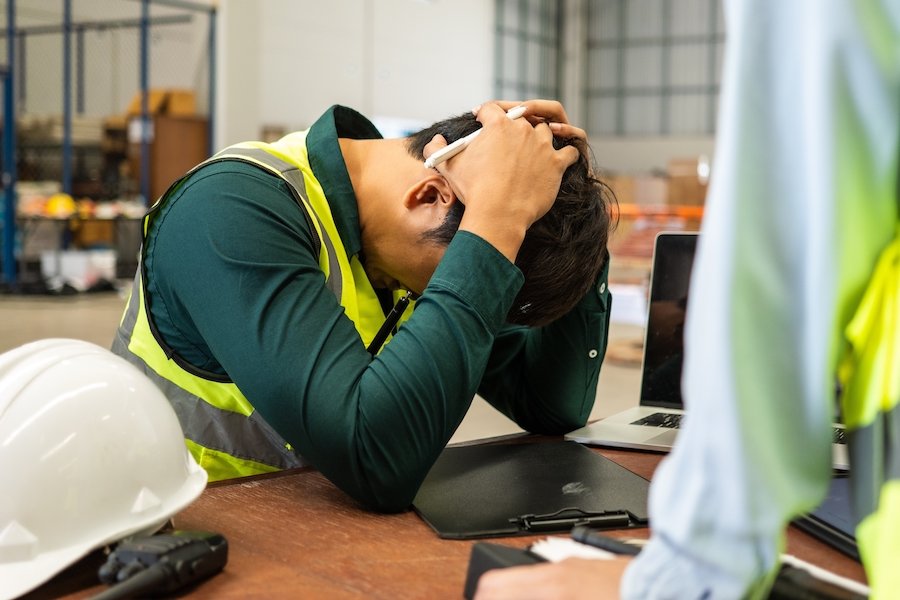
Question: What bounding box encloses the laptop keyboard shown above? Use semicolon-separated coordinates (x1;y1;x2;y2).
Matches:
631;414;848;444
631;412;683;428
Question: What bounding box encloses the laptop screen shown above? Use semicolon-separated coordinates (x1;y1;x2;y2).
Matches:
639;233;698;409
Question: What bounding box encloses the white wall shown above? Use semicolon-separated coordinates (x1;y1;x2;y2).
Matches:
216;0;260;146
215;0;494;148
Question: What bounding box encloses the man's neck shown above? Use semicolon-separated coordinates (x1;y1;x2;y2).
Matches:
338;137;422;224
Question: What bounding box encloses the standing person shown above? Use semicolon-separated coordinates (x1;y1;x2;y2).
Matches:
112;100;616;512
475;0;899;597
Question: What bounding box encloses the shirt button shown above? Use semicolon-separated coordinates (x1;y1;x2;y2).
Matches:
598;282;606;295
588;349;598;359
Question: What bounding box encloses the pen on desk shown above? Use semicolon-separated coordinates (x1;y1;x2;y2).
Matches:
423;105;528;169
367;291;413;356
570;526;642;557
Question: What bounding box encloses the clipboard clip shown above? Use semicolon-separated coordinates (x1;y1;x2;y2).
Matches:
510;507;632;533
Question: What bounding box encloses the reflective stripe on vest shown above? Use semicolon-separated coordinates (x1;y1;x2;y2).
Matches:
113;133;394;481
838;228;900;598
113;271;307;477
207;137;397;345
204;146;344;302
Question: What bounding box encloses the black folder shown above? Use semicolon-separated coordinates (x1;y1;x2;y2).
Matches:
412;440;649;539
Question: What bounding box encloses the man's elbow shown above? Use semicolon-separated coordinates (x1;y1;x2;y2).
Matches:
524;412;589;436
335;467;424;514
362;493;415;514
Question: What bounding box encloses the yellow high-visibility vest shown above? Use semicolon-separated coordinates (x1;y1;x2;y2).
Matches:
839;226;900;598
113;131;408;481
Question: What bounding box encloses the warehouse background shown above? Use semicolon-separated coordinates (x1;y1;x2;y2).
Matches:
0;1;722;440
1;0;722;290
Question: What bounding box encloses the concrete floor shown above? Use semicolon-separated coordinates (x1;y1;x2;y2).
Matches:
0;287;643;444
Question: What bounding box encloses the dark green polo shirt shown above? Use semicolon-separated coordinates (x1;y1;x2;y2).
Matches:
143;105;611;511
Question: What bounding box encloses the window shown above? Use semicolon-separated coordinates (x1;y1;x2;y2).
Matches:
494;0;726;137
494;0;561;101
585;0;725;136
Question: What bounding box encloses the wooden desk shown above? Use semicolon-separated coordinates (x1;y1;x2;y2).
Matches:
37;444;865;599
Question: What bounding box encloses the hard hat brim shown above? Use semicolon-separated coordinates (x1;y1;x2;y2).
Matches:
0;470;206;600
0;535;107;600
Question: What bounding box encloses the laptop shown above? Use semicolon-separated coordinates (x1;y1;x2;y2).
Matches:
566;231;850;471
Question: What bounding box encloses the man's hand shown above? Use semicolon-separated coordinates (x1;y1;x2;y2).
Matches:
492;99;588;143
423;101;580;263
474;557;631;600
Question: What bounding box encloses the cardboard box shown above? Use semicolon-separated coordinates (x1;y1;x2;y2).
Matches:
126;88;196;117
667;157;709;206
668;175;708;206
165;89;197;116
633;175;668;205
126;89;168;116
605;175;634;204
606;174;668;206
128;115;209;202
73;219;115;249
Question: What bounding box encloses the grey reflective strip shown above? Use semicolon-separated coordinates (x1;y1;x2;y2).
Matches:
848;404;900;519
214;146;343;302
118;273;142;340
213;146;295;172
113;271;307;471
122;349;307;471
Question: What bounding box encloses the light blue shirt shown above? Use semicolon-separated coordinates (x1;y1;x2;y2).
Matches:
622;0;900;596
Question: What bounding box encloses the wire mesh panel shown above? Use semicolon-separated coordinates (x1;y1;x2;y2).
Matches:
586;0;725;137
8;0;212;201
0;0;214;289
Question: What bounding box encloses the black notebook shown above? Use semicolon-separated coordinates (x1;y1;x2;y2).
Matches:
412;440;650;539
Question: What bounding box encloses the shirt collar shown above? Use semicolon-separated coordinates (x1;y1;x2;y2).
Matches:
306;105;383;256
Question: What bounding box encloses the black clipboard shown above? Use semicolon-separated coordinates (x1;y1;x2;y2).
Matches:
412;440;649;539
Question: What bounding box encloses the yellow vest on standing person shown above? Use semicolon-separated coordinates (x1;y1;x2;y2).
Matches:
839;226;900;598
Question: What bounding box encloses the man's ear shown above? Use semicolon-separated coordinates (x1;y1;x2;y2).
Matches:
404;173;456;209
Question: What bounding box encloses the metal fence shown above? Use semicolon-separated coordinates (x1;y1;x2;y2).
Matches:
0;0;216;289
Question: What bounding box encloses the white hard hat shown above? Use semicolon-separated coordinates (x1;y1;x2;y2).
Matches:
0;339;207;599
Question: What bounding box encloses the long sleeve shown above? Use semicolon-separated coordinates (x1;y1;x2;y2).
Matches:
146;160;545;512
478;259;611;434
622;1;900;597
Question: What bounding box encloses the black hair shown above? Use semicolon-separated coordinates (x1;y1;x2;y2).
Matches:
405;113;616;327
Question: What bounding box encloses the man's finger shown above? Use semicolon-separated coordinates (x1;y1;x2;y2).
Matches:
423;133;448;161
549;122;587;141
557;144;581;168
535;121;554;140
474;102;507;125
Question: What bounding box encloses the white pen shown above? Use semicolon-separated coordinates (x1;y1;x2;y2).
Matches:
423;105;528;169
